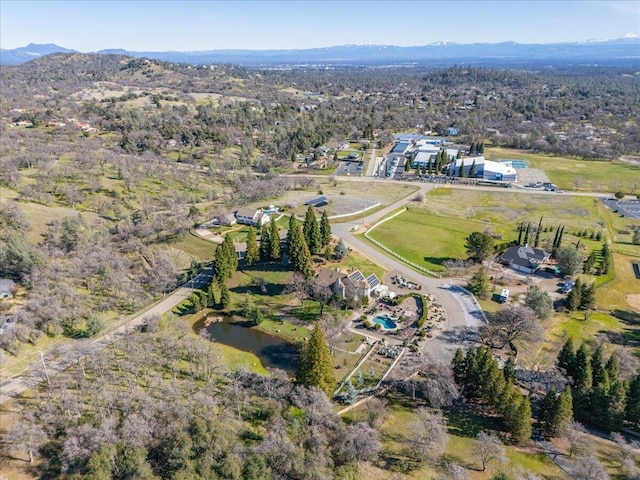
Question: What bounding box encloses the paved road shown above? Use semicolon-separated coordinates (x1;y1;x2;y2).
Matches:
0;268;213;404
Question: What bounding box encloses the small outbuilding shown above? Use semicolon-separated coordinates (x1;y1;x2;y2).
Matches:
304;196;328;208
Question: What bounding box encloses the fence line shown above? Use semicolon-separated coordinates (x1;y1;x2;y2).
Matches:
364;209;442;278
328;202;381;220
333;340;378;397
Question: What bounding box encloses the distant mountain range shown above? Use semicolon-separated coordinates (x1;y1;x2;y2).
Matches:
1;37;639;66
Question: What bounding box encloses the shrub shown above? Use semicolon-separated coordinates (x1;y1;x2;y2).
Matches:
416;296;429;328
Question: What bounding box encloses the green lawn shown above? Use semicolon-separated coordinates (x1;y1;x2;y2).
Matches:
367;209;510;272
173;231;217;261
485;147;640;193
367;189;614;273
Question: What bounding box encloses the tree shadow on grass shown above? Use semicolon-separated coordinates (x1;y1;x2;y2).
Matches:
290;305;321;323
611;309;640;326
446;408;503;439
230;283;285;296
240;262;290;273
173;303;195;316
423;256;452;267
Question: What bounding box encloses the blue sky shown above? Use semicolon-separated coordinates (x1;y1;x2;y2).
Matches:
1;0;639;51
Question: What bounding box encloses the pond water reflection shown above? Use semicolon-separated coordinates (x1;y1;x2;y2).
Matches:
194;315;299;374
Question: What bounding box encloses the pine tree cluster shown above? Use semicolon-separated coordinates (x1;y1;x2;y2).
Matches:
557;339;640;431
453;347;532;443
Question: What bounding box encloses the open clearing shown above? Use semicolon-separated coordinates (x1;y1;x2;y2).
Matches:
367;188;607;273
486;147;640;193
0;197;102;244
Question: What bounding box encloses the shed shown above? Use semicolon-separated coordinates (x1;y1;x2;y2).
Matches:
305;196;328;208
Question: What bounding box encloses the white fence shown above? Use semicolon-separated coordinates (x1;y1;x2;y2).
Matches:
364;209;442;278
328;202;381;220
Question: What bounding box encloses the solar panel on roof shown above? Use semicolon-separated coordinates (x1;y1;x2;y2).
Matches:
367;274;381;288
349;270;365;282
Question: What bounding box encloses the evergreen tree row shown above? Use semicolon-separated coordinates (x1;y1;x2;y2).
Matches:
557;339;639;431
258;219;281;263
469;140;485;155
453;347;532;443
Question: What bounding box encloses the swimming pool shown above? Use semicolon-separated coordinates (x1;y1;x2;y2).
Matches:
373;315;397;330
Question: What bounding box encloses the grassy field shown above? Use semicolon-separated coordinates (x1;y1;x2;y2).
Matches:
367;208;512;273
597;253;640;313
485;147;640;193
367;189;613;273
0;197;102;245
173;230;217;261
596;198;640;256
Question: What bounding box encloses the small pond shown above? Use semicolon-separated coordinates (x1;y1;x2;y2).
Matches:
194;315;299;374
372;315;397;330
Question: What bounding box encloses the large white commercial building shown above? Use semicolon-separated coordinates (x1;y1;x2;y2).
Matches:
450;156;517;182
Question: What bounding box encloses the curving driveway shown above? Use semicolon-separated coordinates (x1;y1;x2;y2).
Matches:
332;186;485;364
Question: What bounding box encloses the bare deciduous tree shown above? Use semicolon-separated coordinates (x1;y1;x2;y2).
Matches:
4;411;46;463
405;408;448;464
441;462;470;480
362;396;388;428
566;421;593;458
472;431;507;471
482;304;542;350
571;453;610;480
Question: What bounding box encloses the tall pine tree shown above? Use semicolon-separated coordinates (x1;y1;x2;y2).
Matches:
534;217;543;248
288;216;313;278
303;206;321;255
319;209;331;247
296;321;335;395
259;226;271;262
269;218;281;261
469;159;477;178
245;227;259;266
557;338;576;376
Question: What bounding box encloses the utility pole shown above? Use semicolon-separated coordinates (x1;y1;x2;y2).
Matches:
39;351;51;387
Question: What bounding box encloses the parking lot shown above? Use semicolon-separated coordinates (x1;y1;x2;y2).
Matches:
335;161;363;176
601;198;640;220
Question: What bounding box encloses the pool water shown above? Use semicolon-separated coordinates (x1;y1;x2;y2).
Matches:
373;315;397;330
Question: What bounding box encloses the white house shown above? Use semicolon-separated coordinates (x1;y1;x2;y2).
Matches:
234;208;270;227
